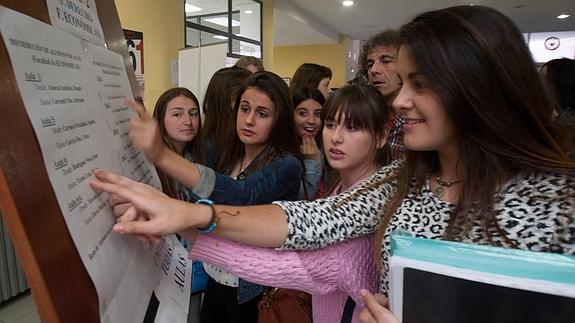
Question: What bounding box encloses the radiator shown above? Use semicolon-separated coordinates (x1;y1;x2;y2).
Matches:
0;214;28;303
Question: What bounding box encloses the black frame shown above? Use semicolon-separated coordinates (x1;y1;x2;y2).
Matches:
183;0;263;60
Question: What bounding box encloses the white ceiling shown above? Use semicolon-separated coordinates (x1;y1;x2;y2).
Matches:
274;8;339;46
273;0;575;46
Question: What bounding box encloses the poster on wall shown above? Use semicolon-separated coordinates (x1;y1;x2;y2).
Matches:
123;29;145;99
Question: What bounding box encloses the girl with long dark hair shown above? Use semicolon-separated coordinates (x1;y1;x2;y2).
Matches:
91;6;575;322
127;72;304;323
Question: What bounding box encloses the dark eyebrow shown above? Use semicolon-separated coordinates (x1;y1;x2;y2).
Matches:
257;106;272;113
240;100;272;113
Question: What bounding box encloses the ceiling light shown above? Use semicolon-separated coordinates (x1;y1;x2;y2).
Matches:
244;10;254;14
205;17;240;27
185;3;203;13
342;0;354;7
213;35;228;40
557;14;570;19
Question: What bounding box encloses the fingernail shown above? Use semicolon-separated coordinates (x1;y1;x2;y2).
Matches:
360;289;367;296
113;223;124;233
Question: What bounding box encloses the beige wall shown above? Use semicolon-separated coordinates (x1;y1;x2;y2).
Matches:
272;37;348;88
262;0;274;70
115;0;184;106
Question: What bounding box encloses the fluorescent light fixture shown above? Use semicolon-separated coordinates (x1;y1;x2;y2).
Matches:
557;14;570;19
244;10;254;14
205;17;240;27
185;3;203;13
213;35;228;40
342;0;354;6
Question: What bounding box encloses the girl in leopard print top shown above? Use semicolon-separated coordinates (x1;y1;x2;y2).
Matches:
90;5;575;323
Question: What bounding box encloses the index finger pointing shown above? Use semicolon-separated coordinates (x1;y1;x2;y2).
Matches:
92;168;130;186
125;99;149;120
90;178;148;212
89;170;142;205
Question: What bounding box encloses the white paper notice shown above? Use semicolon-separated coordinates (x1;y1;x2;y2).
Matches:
86;43;159;184
0;5;188;323
151;236;193;323
46;0;105;46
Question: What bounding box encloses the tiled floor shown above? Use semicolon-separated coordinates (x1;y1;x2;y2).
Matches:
0;291;40;323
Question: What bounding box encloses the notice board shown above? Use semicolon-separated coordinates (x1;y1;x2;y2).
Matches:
0;0;144;322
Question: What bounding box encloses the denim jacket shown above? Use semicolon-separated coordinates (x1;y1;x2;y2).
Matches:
298;156;325;200
182;152;303;303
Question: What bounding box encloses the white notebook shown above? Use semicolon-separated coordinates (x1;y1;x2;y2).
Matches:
388;234;575;323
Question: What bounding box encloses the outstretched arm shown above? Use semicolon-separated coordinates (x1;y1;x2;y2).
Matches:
129;100;303;204
90;161;399;249
90;168;288;247
127;100;203;189
190;234;378;299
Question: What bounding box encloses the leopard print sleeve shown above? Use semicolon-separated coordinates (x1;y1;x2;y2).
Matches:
493;172;575;256
275;160;402;250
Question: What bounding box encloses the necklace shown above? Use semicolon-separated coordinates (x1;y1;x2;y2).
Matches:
433;176;462;198
237;157;250;181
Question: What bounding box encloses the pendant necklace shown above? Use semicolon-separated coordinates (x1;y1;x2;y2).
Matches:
433;176;462;198
237;157;249;180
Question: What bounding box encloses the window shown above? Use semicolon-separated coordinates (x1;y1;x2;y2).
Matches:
184;0;262;59
232;0;261;41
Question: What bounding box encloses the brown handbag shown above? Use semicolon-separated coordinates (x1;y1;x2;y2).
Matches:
258;287;313;323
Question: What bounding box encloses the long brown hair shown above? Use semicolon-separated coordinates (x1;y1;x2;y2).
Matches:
219;71;302;174
379;6;575;244
202;67;251;170
290;63;332;95
153;87;204;197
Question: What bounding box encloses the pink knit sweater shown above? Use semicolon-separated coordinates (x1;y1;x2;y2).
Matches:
190;233;378;323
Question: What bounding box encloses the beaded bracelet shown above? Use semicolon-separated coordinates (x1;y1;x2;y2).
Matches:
196;198;217;234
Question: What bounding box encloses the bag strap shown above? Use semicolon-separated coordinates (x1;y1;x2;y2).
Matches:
340;296;356;323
